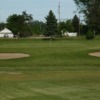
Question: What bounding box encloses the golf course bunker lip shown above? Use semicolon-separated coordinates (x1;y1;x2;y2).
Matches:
89;52;100;57
0;53;30;59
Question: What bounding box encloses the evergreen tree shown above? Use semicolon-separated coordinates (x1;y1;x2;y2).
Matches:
72;15;79;34
45;10;57;38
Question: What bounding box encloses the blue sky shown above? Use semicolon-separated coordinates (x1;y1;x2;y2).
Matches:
0;0;76;22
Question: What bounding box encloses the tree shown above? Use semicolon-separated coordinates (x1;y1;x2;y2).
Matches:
0;23;6;30
31;20;46;35
73;0;100;35
6;11;33;37
81;24;88;35
58;19;74;36
6;14;19;35
45;10;57;38
86;30;94;40
58;21;67;35
65;19;74;32
20;11;33;37
72;15;79;35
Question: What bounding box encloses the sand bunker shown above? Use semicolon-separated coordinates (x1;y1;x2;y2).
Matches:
89;52;100;57
0;53;30;59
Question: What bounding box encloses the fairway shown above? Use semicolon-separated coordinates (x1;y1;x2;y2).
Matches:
0;38;100;100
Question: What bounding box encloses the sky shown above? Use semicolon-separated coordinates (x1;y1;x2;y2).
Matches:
0;0;77;22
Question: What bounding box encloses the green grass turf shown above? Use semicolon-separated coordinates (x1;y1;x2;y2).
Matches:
0;38;100;100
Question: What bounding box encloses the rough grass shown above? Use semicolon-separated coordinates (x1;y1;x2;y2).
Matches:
0;38;100;100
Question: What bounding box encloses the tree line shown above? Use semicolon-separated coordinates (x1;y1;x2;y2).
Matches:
74;0;100;37
0;10;87;37
0;0;99;39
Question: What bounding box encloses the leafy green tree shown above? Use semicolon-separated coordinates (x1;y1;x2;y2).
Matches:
59;21;66;33
21;11;33;37
6;14;19;35
0;23;6;30
73;0;100;34
22;11;33;23
86;30;94;40
58;19;74;36
65;19;74;32
81;24;88;35
31;20;46;35
6;11;33;37
45;10;57;38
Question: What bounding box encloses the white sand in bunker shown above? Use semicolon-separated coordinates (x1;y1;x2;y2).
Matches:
0;53;30;59
89;52;100;57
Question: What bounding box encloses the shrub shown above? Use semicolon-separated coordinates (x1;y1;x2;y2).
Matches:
86;30;94;40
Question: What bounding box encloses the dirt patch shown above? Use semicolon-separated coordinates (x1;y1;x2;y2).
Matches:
89;52;100;57
0;53;30;59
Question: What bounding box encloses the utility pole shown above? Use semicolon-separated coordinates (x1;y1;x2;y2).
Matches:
58;1;61;24
58;1;61;36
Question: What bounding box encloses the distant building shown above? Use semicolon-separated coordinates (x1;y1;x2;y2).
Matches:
0;28;14;38
62;32;77;37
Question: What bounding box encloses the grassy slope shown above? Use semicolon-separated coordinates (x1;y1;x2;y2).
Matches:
0;38;100;100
